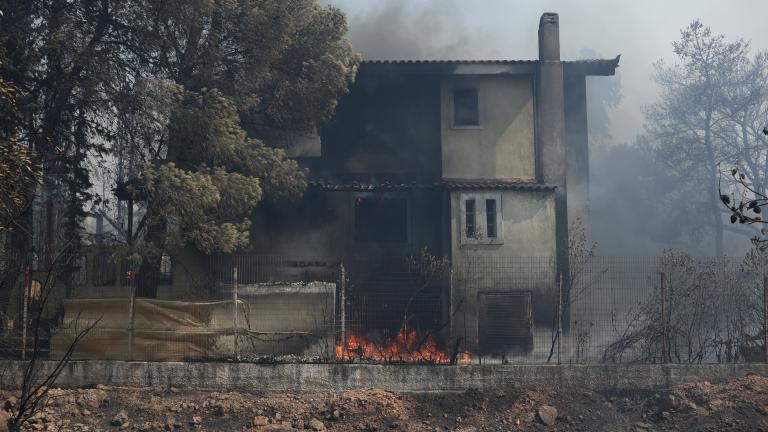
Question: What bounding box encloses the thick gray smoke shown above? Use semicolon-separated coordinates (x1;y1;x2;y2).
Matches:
340;0;501;60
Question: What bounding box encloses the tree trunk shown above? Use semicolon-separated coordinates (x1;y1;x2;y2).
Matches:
704;107;724;256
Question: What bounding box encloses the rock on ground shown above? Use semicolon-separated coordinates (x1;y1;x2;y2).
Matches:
537;405;558;426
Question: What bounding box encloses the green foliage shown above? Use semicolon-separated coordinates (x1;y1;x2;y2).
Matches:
114;0;357;258
0;74;40;232
135;88;307;254
129;0;360;138
0;137;40;232
0;0;358;261
138;163;248;254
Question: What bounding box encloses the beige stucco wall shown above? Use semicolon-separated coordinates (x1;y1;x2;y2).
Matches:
448;189;557;358
441;75;536;180
449;190;556;261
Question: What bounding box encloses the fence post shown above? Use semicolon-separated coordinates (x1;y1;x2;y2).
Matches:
557;272;563;365
339;263;346;357
448;266;454;340
660;271;668;363
763;275;767;364
21;266;30;361
233;265;239;360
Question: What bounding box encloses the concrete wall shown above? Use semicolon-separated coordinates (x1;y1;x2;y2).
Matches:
448;189;557;355
3;361;766;393
441;75;536;180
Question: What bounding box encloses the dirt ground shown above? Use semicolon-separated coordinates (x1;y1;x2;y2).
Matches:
3;373;768;432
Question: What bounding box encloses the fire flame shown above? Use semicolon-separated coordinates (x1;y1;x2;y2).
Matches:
335;324;471;364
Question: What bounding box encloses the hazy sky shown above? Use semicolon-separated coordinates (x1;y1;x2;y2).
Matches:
325;0;768;145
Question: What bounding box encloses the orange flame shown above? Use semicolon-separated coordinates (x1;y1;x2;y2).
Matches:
335;324;471;364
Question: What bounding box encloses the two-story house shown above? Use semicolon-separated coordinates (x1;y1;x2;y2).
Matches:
250;13;619;358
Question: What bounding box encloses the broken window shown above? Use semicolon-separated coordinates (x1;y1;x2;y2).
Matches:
486;199;497;238
453;88;479;126
354;195;409;244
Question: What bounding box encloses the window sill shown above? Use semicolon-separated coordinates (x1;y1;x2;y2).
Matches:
460;239;504;246
451;124;483;130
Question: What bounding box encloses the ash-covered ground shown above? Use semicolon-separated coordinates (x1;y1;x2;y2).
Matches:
4;374;768;431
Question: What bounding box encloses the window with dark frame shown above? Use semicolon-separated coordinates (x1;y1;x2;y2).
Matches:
453;88;479;126
485;199;497;238
460;193;503;245
465;199;476;238
354;195;409;244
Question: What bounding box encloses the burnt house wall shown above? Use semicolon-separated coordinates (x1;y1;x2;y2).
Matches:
249;188;444;263
249;189;349;260
320;68;442;179
249;68;447;261
347;189;444;259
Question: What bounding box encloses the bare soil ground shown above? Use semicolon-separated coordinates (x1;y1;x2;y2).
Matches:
3;373;768;431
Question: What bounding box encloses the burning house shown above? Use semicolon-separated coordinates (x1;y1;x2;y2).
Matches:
44;13;619;363
250;13;620;360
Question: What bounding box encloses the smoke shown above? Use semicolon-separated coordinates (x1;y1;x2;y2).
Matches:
339;0;503;60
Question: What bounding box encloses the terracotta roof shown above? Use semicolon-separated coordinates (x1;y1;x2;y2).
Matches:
442;178;556;191
309;179;433;192
309;178;556;192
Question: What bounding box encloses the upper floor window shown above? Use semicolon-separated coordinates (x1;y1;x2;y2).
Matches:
460;193;503;245
453;88;479;127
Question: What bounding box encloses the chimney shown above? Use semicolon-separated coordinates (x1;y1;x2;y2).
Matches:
536;12;569;285
538;12;561;61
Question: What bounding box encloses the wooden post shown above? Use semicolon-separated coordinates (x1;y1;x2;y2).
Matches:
557;272;563;365
660;272;668;363
21;266;30;360
763;275;768;364
339;264;346;355
233;265;239;360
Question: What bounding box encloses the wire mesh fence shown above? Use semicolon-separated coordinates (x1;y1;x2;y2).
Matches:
1;250;767;365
